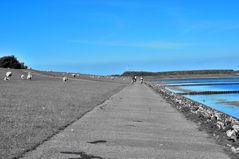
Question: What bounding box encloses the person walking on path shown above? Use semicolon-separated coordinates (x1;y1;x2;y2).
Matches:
132;76;137;83
140;76;144;84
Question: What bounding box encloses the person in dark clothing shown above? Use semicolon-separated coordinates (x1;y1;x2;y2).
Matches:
132;76;137;83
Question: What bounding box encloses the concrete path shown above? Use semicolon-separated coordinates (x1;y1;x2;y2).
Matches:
22;83;230;159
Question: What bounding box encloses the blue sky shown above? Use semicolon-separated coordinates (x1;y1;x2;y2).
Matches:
0;0;239;75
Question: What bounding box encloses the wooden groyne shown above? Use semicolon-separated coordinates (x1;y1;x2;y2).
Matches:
178;90;239;95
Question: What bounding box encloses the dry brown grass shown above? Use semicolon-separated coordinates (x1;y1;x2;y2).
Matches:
0;69;127;159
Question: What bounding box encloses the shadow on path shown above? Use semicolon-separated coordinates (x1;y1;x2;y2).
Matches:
61;151;105;159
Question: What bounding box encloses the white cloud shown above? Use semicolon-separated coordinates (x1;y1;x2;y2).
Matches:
68;39;191;49
182;20;239;34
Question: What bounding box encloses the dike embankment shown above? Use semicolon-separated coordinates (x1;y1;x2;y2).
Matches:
146;82;239;159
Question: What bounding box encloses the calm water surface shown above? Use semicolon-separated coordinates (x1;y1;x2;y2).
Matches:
159;76;239;118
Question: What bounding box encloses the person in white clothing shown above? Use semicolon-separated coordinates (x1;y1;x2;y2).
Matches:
140;76;144;84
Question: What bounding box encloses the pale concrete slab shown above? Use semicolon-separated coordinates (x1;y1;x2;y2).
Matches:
21;83;230;159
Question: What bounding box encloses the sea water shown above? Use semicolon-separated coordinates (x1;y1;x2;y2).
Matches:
185;94;239;118
159;77;239;118
160;76;239;85
182;84;239;92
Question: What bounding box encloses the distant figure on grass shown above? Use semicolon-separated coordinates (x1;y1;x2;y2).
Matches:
27;72;32;80
140;76;144;84
4;71;12;80
21;74;25;79
62;76;68;82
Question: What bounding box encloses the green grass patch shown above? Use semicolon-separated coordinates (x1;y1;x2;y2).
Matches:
0;75;126;159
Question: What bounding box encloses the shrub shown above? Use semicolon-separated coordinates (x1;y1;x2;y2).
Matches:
0;55;27;69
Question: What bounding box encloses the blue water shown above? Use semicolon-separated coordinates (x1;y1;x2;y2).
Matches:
160;76;239;85
182;84;239;92
165;87;183;93
185;94;239;118
159;76;239;118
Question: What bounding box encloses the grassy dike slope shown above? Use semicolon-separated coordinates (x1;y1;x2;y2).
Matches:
0;68;128;159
